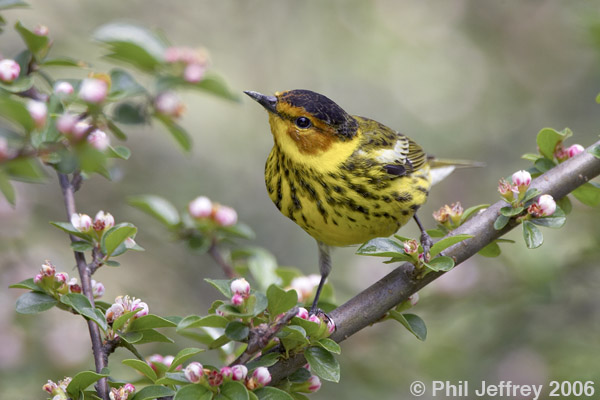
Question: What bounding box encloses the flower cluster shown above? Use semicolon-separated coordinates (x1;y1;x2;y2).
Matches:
432;202;464;230
164;46;209;83
109;384;135;400
105;295;149;323
42;377;71;400
71;210;115;233
188;196;238;227
498;170;556;218
32;260;104;298
183;362;272;391
554;142;585;162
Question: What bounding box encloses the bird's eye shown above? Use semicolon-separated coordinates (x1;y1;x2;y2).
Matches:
295;117;312;129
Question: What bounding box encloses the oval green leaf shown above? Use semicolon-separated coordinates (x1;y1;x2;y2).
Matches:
523;220;544;249
304;346;340;383
15;292;57;314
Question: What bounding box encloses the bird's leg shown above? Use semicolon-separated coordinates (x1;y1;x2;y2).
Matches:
310;241;332;315
413;214;433;259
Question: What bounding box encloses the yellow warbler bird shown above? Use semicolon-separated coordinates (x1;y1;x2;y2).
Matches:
246;89;465;312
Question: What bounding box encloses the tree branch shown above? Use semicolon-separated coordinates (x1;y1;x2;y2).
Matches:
209;239;237;278
57;172;109;400
268;139;600;384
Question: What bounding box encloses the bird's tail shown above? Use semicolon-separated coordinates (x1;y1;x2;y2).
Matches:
428;157;485;186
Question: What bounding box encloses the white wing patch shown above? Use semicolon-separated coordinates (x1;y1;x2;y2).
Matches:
374;138;408;163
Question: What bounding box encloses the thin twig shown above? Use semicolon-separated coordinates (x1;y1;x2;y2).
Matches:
57;172;109;400
267;140;600;384
208;239;236;278
232;306;299;366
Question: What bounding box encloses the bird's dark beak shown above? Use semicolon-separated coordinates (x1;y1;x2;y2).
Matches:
244;91;278;113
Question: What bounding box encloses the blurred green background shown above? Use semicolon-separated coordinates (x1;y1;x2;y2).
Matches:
2;1;600;398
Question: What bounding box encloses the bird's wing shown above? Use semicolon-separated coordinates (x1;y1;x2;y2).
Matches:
353;116;427;175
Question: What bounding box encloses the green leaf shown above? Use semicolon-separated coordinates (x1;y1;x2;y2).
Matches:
9;278;40;291
108;145;131;160
534;158;556;173
15;20;50;60
70;241;94;252
430;234;473;257
4;157;46;182
225;320;250;341
15;291;57;314
356;237;405;257
112;310;139;331
107;119;128;141
66;370;109;398
128;194;181;227
0;75;33;92
556;196;572;215
173;384;212;400
112;102;147;124
219;222;256;240
0;169;15;205
288;367;312;383
267;284;298;317
521;152;543;162
40;56;83;67
500;206;524;217
130;385;174;400
245;352;281;370
153;113;192;152
572;182;600;207
389;311;427;341
122;359;157;382
317;338;341;354
232;247;279;291
208;334;231;350
459;204;489;224
0;96;34;132
127;314;177;331
205;278;233;298
523;221;544;249
49;221;93;241
155;372;189;386
177;314;229;330
589;145;600;160
101;223;137;257
220;381;249;400
493;214;510;230
530;207;566;229
110;68;147;98
0;0;29;10
254;387;294;400
423;256;455;272
93;23;166;72
60;293;108;331
522;188;543;204
167;347;204;372
122;329;173;344
304;346;340;383
536;127;572;159
477;241;501;258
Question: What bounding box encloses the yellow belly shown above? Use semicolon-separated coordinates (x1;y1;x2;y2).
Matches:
265;148;431;246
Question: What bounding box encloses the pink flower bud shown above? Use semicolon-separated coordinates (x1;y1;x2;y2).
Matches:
183;63;205;83
0;59;20;82
41;260;55;277
326;318;336;334
231;365;248;381
34;273;43;284
511;170;531;189
68;278;82;293
528;194;556;217
27;100;47;129
55;272;69;284
409;292;420;306
252;367;272;386
94;210;115;231
110;385;133;400
307;375;322;392
34;25;49;36
73;120;91;139
213;205;238;227
188;196;213;219
154;91;184;117
554;143;568;161
105;302;124;323
147;354;164;365
0;137;11;161
567;144;584;158
87;129;110;151
308;314;321;324
164;46;182;63
92;280;105;298
231;293;244;306
230;278;250;297
56;114;77;134
403;239;419;254
54;81;74;95
71;213;93;232
79;78;108;103
296;307;309;320
498;178;517;201
123;384;135;393
220;366;233;379
184;362;204;383
133;300;149;318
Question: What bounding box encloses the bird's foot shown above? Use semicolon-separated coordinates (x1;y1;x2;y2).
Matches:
308;306;336;332
419;230;434;261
